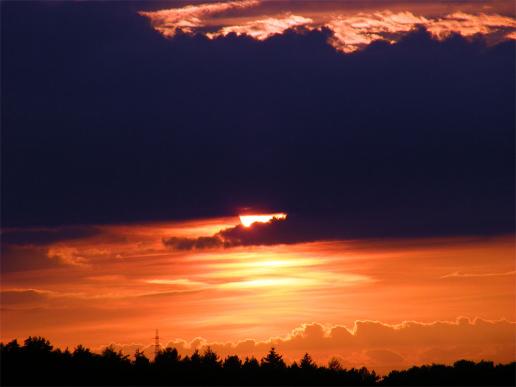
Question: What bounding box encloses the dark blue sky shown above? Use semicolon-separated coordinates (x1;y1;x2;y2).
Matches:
1;1;514;239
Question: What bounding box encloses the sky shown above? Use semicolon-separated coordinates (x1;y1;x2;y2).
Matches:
1;0;515;373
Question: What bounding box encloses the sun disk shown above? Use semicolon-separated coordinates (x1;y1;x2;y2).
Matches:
239;213;287;227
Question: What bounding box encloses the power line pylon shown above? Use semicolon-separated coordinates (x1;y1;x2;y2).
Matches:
154;329;160;358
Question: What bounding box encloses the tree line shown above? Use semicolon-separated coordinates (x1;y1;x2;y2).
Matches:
1;337;515;385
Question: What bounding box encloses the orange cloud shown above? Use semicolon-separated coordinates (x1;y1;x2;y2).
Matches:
139;1;516;53
326;11;428;52
104;317;515;374
47;246;89;267
427;12;516;39
139;0;259;37
441;270;516;279
327;11;516;52
207;14;313;40
1;218;514;373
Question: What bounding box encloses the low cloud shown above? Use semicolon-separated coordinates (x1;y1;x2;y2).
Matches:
1;226;100;246
106;317;516;374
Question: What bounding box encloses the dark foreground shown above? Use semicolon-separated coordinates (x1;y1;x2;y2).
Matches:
2;337;515;386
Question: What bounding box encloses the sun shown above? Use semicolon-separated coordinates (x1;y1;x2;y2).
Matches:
239;213;287;227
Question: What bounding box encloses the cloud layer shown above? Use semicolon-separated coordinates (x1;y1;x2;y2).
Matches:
139;0;259;37
140;2;516;52
105;317;516;374
2;219;514;363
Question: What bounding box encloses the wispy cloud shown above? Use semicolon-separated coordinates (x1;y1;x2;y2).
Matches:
327;11;516;52
145;278;208;287
207;14;313;40
441;270;516;279
427;12;516;39
139;0;259;37
47;246;89;267
326;11;428;52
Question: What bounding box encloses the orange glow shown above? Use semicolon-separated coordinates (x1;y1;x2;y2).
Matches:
0;216;514;371
138;0;259;37
207;15;313;41
239;213;287;227
139;1;516;53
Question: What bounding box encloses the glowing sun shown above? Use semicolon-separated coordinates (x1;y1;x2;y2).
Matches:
239;213;287;227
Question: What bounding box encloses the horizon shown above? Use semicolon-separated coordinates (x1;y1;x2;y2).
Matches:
3;334;516;375
4;337;515;385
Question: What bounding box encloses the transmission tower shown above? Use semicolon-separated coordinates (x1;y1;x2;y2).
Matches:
154;329;160;358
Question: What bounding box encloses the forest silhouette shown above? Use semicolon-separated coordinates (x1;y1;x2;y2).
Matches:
1;337;515;385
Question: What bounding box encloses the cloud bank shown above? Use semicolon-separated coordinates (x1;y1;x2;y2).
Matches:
140;1;516;52
105;317;516;374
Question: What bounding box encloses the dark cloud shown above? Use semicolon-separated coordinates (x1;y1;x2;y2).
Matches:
1;2;514;239
163;235;224;250
1;226;100;246
163;217;312;250
0;245;61;273
164;211;514;250
0;224;114;273
0;289;54;305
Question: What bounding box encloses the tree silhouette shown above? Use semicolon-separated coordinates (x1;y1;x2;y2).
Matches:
189;349;201;368
134;348;150;367
224;355;242;370
1;336;515;386
132;349;151;384
223;355;243;384
328;357;342;371
202;347;221;369
242;356;260;384
243;356;260;370
155;347;181;366
99;346;131;385
261;347;286;370
24;336;53;353
154;347;181;385
300;353;317;370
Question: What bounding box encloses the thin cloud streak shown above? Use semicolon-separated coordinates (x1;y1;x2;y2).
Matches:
138;0;259;37
441;270;516;279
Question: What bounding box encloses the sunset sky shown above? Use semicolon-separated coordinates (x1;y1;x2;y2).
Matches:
1;0;515;374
